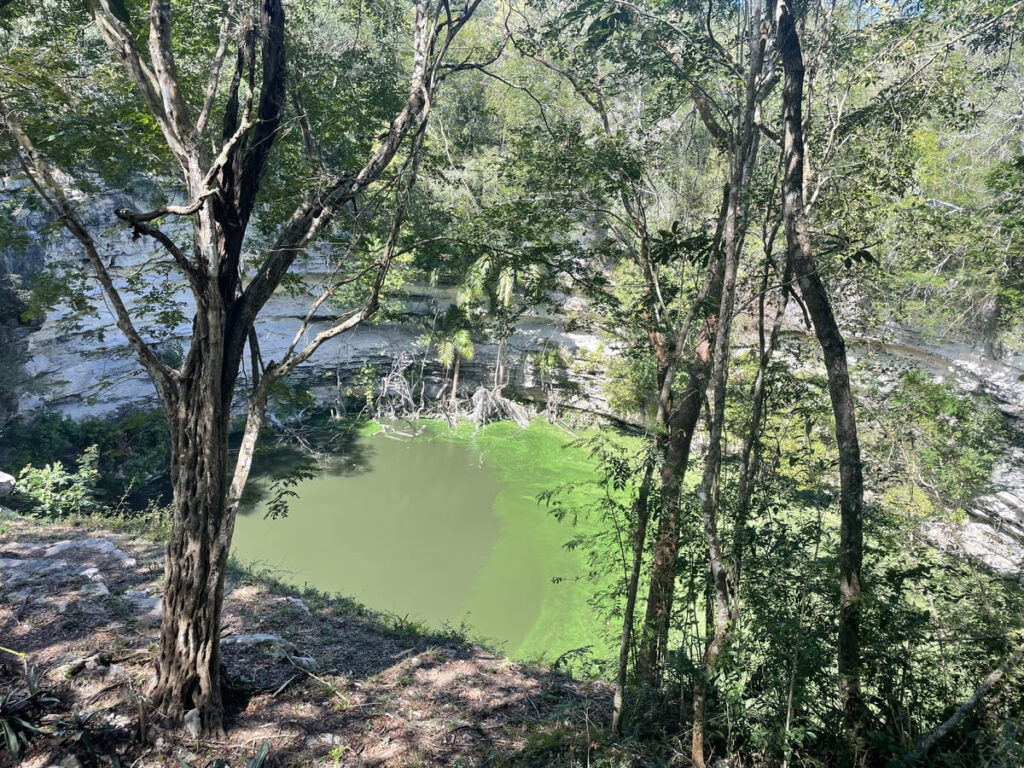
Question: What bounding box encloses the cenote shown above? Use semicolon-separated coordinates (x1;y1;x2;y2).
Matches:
232;420;614;665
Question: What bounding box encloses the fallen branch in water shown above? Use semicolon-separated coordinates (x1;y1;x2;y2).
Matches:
469;386;531;428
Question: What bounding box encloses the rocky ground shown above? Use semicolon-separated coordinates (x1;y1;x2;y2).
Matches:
0;512;611;767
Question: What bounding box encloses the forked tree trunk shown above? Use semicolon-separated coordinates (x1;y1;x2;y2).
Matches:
636;319;714;683
776;0;866;755
691;186;745;768
149;281;236;735
4;0;479;740
637;2;768;692
632;191;730;689
690;6;767;763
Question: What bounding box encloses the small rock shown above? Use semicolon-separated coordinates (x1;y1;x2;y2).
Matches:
304;733;346;748
289;655;317;670
0;471;15;498
108;713;134;729
183;708;201;739
283;596;310;614
60;756;83;768
51;598;70;614
64;652;112;678
103;663;128;682
82;580;110;597
124;589;162;618
220;633;297;653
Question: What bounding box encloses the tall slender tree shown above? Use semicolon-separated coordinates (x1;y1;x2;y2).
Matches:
773;0;867;755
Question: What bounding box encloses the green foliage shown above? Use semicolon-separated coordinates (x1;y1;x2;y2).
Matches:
602;352;658;419
263;465;317;521
0;662;59;763
15;444;100;518
422;305;475;372
346;362;380;412
0;410;170;509
867;366;1004;508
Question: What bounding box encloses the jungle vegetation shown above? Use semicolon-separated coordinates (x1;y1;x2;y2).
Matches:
1;0;1023;765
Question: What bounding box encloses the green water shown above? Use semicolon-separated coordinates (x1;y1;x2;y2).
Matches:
232;420;613;663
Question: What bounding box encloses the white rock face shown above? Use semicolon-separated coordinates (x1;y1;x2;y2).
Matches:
0;471;14;497
2;176;610;420
841;331;1024;575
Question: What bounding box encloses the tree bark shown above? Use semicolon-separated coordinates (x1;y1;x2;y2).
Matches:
612;457;655;734
775;0;867;754
450;354;461;410
152;347;233;734
636;317;715;683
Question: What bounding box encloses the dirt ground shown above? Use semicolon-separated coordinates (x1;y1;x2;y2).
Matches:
0;512;614;767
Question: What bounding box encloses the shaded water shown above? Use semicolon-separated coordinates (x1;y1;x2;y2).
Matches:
232;421;612;663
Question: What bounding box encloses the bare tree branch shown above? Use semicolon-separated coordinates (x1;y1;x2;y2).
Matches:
113;208;201;289
231;0;456;346
910;637;1024;761
115;189;218;223
147;0;198;151
197;0;239;138
0;98;179;400
90;1;191;166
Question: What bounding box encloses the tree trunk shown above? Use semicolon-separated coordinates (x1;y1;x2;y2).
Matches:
450;354;461;410
636;319;714;683
732;258;789;617
612;458;656;734
152;323;233;735
690;7;767;761
691;181;745;768
776;0;867;755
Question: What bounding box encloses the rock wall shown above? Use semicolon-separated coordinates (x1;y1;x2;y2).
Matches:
0;172;610;420
839;329;1024;577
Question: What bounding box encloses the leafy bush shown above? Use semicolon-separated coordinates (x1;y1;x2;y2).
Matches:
0;409;170;509
873;367;1003;509
15;445;100;518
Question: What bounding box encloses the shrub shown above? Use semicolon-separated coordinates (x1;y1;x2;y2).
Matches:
15;445;100;518
0;410;170;509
